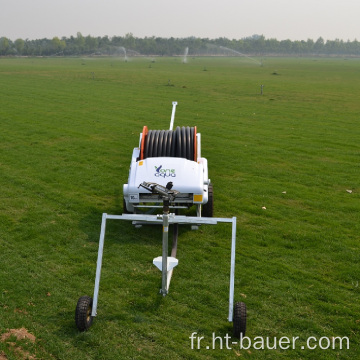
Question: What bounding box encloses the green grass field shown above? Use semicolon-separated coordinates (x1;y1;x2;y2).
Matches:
0;56;359;359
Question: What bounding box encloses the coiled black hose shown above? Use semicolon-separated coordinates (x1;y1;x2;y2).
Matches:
142;126;196;161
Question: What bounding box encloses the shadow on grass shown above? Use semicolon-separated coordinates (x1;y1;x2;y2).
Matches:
78;187;195;248
78;207;189;248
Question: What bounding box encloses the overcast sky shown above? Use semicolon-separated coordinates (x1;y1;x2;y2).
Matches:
1;0;359;41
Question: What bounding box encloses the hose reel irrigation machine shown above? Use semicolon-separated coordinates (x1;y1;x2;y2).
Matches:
75;102;247;337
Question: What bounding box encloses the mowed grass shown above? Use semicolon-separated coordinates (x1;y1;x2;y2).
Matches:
0;56;359;359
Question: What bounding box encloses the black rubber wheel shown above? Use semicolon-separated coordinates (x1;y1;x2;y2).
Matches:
75;296;94;331
202;184;213;217
233;301;247;338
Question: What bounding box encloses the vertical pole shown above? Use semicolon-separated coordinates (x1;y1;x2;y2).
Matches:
161;213;169;295
169;101;178;131
196;133;201;159
167;223;178;290
228;217;237;321
92;213;107;317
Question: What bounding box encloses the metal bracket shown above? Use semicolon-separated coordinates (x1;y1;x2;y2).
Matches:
91;213;237;322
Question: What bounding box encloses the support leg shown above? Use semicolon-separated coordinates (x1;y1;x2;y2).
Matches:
228;217;237;321
160;213;169;296
166;223;178;291
92;213;107;316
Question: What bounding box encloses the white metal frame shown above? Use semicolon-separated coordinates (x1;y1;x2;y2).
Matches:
91;213;237;322
92;102;238;323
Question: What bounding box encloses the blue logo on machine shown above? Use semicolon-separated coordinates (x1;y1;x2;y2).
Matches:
154;165;176;178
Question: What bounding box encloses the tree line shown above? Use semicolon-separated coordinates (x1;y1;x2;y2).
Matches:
1;32;359;57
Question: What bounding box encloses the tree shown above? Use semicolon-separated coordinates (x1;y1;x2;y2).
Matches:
280;39;292;54
0;37;10;55
2;32;360;57
85;35;98;53
314;37;325;53
253;35;265;55
75;32;85;52
51;36;66;54
306;38;314;54
124;32;135;49
266;38;280;54
14;38;25;54
292;40;304;55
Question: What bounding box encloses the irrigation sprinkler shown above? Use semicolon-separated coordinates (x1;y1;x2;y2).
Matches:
183;47;189;63
75;102;247;337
